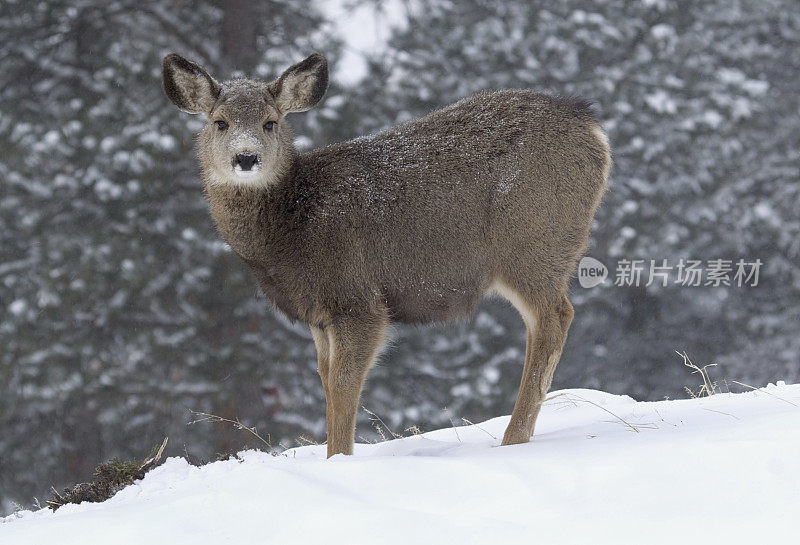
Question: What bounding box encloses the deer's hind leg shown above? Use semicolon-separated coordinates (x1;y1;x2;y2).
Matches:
494;285;574;446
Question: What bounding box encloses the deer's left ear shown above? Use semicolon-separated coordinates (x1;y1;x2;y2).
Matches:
268;53;328;114
162;53;221;114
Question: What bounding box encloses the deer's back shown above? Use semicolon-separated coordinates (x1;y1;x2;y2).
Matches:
266;90;609;325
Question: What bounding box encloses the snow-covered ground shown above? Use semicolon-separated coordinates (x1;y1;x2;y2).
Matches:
3;384;799;544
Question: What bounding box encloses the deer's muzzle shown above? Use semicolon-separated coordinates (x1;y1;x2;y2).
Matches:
233;152;260;172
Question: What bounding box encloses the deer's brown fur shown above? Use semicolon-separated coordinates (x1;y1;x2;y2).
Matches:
163;53;610;456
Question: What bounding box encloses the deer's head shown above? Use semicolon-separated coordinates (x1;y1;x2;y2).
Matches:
162;53;328;187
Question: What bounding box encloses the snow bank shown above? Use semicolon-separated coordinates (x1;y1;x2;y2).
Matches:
3;385;799;544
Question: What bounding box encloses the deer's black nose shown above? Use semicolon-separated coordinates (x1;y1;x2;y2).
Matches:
234;153;259;171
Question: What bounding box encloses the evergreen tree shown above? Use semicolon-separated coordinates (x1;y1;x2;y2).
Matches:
344;0;800;415
0;0;341;510
1;0;798;513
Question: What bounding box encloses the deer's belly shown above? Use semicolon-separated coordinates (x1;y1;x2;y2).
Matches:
381;280;486;324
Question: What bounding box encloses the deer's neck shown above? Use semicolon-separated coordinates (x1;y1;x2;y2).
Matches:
201;148;298;263
204;184;268;262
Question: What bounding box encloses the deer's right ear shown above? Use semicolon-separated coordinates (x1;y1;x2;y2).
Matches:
162;53;221;115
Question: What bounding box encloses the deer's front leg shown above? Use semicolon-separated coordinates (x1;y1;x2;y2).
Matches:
324;308;389;457
310;326;332;436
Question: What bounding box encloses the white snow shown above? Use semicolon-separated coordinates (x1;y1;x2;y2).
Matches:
3;384;799;544
644;89;677;114
8;299;27;316
318;0;407;85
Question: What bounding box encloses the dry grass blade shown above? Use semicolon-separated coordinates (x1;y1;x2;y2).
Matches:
295;435;318;447
187;410;272;449
461;418;497;440
544;392;579;410
732;381;798;407
442;407;462;442
404;425;422;436
565;393;657;432
362;406;401;440
702;408;740;419
653;407;679;427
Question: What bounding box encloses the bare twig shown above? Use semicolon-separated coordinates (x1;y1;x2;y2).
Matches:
677;350;718;397
139;437;169;473
47;488;67;510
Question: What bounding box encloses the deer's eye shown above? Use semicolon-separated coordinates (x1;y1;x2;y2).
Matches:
263;121;276;132
215;120;228;131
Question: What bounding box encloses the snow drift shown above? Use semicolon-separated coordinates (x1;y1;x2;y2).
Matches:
3;384;799;544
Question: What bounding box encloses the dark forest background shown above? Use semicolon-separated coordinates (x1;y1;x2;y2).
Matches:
1;0;799;513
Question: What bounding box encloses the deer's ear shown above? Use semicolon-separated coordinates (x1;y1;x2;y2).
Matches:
162;53;221;114
268;53;328;114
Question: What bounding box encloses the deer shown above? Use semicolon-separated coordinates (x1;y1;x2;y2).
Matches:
162;52;611;457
